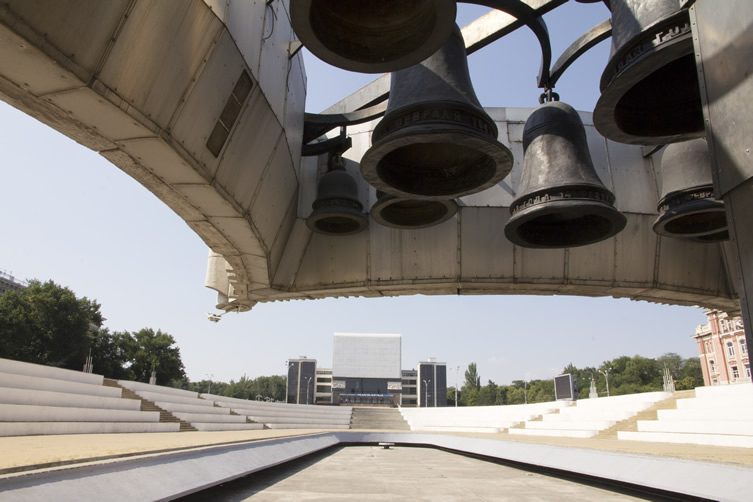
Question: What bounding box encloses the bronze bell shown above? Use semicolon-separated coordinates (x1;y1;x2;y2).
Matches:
371;191;458;229
593;0;703;145
653;138;728;242
290;0;456;74
307;154;368;236
360;25;513;200
505;101;626;248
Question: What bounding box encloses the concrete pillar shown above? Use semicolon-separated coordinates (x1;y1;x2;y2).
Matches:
691;0;753;382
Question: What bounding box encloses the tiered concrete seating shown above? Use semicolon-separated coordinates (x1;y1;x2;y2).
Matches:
510;392;671;438
118;380;263;431
619;384;753;447
400;401;572;433
0;358;178;436
204;393;352;429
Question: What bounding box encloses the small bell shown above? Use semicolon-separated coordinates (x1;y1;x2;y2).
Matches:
371;191;458;229
307;153;368;236
290;0;456;73
653;138;728;242
361;25;513;200
593;0;703;145
505;101;626;248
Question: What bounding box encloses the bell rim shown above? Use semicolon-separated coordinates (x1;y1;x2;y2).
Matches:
370;195;458;230
361;129;514;200
290;0;457;74
652;198;728;240
593;10;703;145
504;199;627;249
307;205;369;236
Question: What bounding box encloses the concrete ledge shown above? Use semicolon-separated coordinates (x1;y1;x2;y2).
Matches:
618;430;753;448
265;423;351;430
172;412;247;424
206;394;352;415
155;402;231;415
191;423;265;431
412;426;502;433
118;380;199;399
508;428;598;438
555;409;635;421
657;408;753;421
0;387;140;411
230;407;351;420
0;372;120;398
524;420;615;431
0;432;751;500
132;391;215;407
245;415;351;425
0;421;179;437
637;419;753;436
572;392;670;406
694;383;753;398
0;404;159;423
0;358;104;386
676;396;753;409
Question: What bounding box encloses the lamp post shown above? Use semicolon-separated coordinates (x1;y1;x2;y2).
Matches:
422;379;431;408
455;365;460;407
600;367;611;397
205;373;214;395
524;380;528;404
305;376;313;405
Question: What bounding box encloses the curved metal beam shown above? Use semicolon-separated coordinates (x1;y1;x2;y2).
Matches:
460;0;553;87
303;100;388;144
549;18;612;87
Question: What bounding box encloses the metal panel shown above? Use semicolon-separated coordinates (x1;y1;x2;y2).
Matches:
203;0;228;21
173;184;240;218
170;29;248;178
214;90;282;210
460;207;514;279
44;87;154;141
297;155;319;218
3;0;130;79
269;193;298;278
332;334;401;380
116;138;206;184
0;26;81;96
257;0;293;123
271;219;312;289
98;0;221;129
241;254;270;288
369;218;459;282
249;140;298;251
567;235;616;285
209;217;266;258
607;139;658;215
515;245;565;282
295;232;368;289
614;214;657;287
656;237;726;293
226;0;267;76
284;53;306;173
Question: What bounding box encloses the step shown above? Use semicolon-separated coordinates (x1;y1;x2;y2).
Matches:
618;430;753;448
637;419;753;436
657;408;753;421
412;426;502;433
0;372;120;398
190;422;265;432
0;421;179;437
508;428;598;438
155;402;231;415
229;407;351;420
524;419;615;431
0;386;140;411
0;358;103;385
245;415;351;425
131;391;215;407
171;412;247;424
676;396;753;410
118;380;200;399
0;404;159;422
693;383;753;398
264;423;350;430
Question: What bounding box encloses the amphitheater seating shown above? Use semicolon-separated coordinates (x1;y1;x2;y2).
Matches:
204;393;352;429
400;401;572;433
117;380;263;432
0;358;178;436
509;391;671;438
618;383;753;448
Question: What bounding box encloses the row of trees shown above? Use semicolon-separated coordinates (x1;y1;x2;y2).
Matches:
175;375;286;402
450;354;704;406
0;280;186;384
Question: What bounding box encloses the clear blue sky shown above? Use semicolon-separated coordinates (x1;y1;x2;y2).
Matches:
0;3;708;386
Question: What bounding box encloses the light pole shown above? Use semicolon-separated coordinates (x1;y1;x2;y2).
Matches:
422;379;431;407
455;365;460;407
205;373;214;395
305;376;313;405
523;380;528;404
600;367;611;397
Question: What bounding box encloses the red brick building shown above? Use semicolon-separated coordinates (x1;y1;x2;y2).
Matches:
694;311;750;385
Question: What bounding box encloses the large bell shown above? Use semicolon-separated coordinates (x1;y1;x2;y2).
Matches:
593;0;704;145
290;0;457;74
371;191;458;229
307;154;368;236
360;25;513;200
653;138;728;242
505;101;626;248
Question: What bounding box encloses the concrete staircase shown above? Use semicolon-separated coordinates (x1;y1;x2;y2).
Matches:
104;379;196;431
595;390;695;440
351;407;410;430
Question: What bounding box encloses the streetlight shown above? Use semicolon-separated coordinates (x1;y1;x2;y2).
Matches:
600;367;611;397
455;365;460;407
422;379;431;408
205;373;214;394
305;376;313;405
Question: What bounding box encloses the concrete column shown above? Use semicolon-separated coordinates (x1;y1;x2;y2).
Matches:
691;1;753;383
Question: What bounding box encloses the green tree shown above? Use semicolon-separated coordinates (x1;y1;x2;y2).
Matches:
0;280;102;369
125;328;186;384
88;328;133;379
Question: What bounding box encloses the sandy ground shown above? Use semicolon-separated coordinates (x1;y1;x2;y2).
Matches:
1;428;751;474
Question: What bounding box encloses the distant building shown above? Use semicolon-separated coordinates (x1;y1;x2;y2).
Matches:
287;333;447;407
0;271;26;295
694;310;750;385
